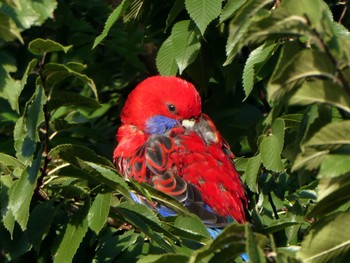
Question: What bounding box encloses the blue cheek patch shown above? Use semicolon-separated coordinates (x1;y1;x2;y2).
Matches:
146;115;179;134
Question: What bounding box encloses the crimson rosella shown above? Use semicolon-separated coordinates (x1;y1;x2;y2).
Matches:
113;76;248;239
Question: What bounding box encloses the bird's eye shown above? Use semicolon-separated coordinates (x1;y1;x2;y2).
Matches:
167;104;176;112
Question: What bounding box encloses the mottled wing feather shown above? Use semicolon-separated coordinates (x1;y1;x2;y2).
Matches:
116;133;229;227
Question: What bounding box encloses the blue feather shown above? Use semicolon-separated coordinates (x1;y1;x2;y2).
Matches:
146;115;179;134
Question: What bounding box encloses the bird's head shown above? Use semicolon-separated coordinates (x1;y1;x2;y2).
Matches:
121;76;202;134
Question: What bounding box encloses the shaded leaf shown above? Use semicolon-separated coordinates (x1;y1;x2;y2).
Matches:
8;149;42;230
43;63;98;100
28;200;57;250
220;0;246;23
93;0;131;49
14;86;45;165
88;192;112;234
28;38;72;55
53;201;90;263
114;202;176;252
189;223;246;262
246;224;266;263
225;0;272;65
308;174;350;218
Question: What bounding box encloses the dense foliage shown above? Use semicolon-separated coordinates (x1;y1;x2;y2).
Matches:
1;0;350;262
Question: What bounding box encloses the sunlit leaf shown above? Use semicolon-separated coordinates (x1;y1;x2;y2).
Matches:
156;37;178;76
243;42;278;100
319;154;350;178
88;192;112;234
0;14;23;43
170;20;201;74
288;80;350;113
298;212;350;263
244;154;261;193
185;0;221;35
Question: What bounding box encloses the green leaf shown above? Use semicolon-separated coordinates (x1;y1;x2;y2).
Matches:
264;219;301;234
14;86;46;165
140;183;193;217
138;254;189;263
185;0;221;35
224;0;272;65
319;154;350;178
304;120;350;149
0;55;36;113
243;42;278;100
1;174;15;238
28;200;57;250
28;38;72;55
269;50;337;102
220;0;246;23
260;119;285;173
170;20;201;74
14;0;57;30
0;153;25;169
53;201;90;263
308;174;350;218
88;192;112;234
246;224;266;263
288;80;350;113
8;149;42;230
244;154;261;193
189;223;247;262
174;216;210;239
43;63;98;100
94;230;139;262
49;145;130;197
0;14;23;43
260;135;284;172
298;212;350;263
47;91;101;111
115;202;176;252
93;0;131;49
165;0;184;32
156;37;178;76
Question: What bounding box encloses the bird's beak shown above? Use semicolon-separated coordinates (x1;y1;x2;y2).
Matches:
181;118;196;129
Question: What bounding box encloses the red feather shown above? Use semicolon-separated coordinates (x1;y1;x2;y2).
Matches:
114;76;247;224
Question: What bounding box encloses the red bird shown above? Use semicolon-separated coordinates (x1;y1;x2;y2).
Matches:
114;76;247;235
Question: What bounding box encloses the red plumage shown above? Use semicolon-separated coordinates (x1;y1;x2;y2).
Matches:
114;76;247;225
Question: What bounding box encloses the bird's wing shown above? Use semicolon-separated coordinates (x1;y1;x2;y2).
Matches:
115;128;228;227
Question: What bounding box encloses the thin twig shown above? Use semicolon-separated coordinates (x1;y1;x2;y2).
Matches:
268;192;279;219
36;52;51;194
